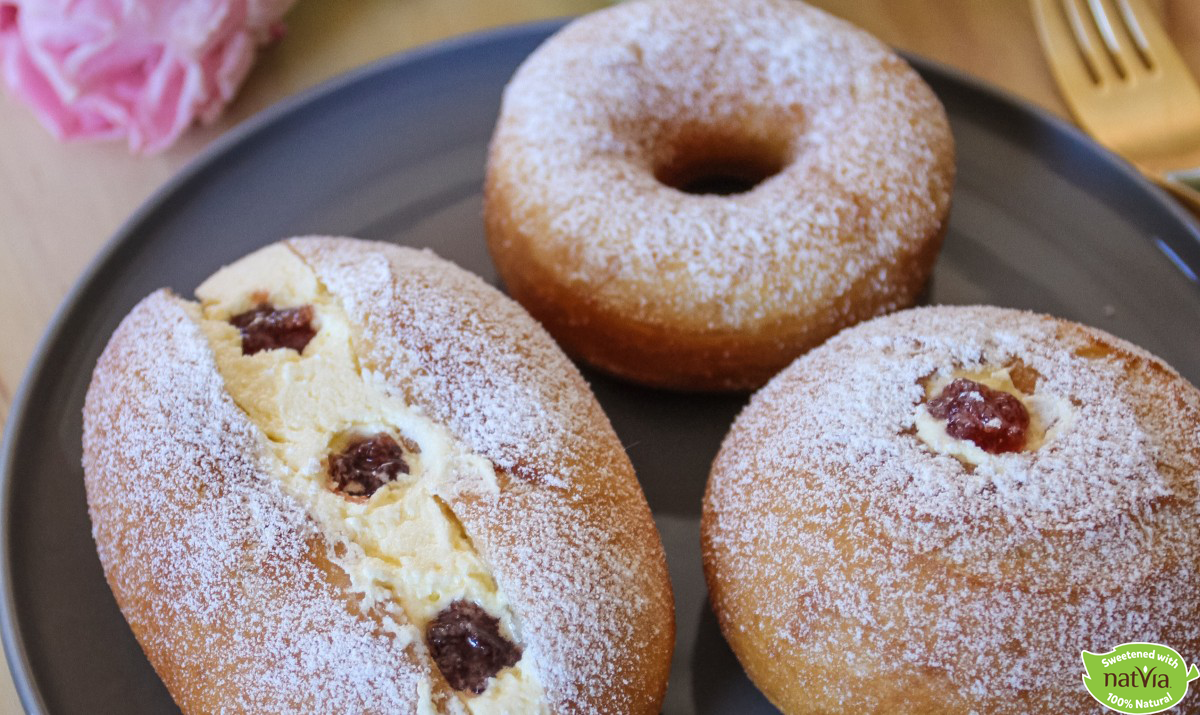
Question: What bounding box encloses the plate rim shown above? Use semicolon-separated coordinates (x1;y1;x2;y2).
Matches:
2;17;1199;714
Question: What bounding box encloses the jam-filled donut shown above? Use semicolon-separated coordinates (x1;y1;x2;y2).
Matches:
83;237;674;713
702;305;1200;713
484;0;955;391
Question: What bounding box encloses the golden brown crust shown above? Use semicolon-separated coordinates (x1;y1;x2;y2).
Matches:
486;196;947;390
83;239;674;713
83;291;432;713
701;305;1200;714
484;0;955;390
288;237;675;713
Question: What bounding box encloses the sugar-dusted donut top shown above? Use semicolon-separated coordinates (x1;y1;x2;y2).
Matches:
490;0;954;330
706;305;1200;707
286;239;672;713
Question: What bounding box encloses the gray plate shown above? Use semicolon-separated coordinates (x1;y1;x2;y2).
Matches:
3;20;1200;715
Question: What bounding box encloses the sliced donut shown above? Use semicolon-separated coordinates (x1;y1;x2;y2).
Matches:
83;237;674;714
485;0;955;390
702;305;1200;713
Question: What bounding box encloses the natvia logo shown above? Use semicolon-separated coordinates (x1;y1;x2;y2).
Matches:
1081;642;1199;713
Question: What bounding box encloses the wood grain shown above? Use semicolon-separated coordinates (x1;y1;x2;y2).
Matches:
0;1;1197;711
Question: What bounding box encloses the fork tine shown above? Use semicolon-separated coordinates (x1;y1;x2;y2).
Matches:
1116;0;1200;141
1116;0;1191;77
1032;0;1109;88
1036;0;1200;182
1110;0;1156;70
1086;0;1139;78
1062;0;1121;85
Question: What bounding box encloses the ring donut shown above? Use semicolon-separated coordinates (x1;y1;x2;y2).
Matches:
485;0;955;390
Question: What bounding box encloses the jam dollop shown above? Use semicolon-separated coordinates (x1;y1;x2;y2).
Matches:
229;302;316;355
426;600;522;694
927;378;1030;454
327;434;409;497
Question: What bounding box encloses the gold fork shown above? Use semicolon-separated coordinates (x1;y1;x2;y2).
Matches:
1031;0;1200;214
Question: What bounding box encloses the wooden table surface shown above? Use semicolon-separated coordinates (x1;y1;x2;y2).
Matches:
0;0;1197;711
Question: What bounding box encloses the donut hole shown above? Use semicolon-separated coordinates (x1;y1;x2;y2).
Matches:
653;131;788;196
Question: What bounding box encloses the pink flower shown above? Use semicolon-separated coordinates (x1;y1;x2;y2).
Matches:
0;0;295;154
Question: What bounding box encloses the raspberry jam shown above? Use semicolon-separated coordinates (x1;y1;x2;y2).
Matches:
327;434;409;497
229;302;316;355
427;600;522;694
927;378;1030;454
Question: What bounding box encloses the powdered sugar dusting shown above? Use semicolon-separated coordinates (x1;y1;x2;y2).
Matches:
287;238;606;489
287;238;674;713
82;290;429;712
704;305;1200;712
487;0;953;331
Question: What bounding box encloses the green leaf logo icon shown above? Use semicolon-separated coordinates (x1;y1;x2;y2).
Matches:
1081;642;1199;713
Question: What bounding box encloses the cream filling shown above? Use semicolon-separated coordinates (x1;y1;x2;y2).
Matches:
194;244;547;714
914;366;1074;466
